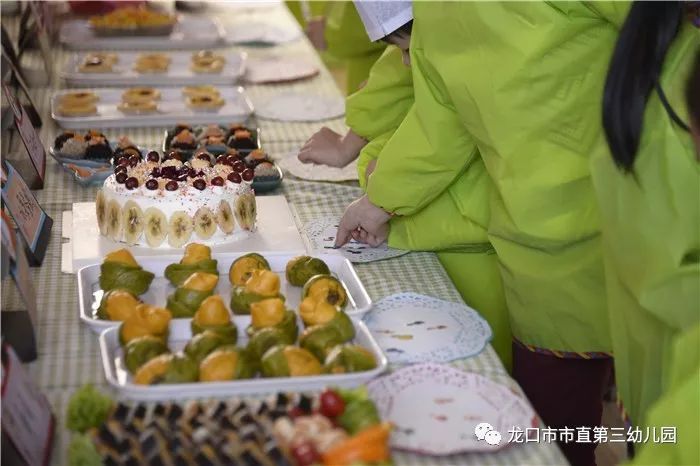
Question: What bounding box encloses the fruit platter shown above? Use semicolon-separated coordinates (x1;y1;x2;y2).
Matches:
66;384;393;465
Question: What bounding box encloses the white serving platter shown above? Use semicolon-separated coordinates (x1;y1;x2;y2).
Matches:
70;196;305;271
79;251;372;334
59;17;224;50
51;86;254;129
99;318;386;400
62;51;247;87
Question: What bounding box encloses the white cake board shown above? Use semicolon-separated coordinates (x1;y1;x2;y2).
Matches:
70;195;305;272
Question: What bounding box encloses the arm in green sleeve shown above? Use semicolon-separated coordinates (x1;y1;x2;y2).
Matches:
346;47;413;140
365;50;480;216
357;131;393;191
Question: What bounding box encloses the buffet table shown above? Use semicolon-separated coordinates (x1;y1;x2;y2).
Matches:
1;3;567;465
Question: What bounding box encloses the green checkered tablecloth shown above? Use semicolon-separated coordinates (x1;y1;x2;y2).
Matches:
1;4;567;465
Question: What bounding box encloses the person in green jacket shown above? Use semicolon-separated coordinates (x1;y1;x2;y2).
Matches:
592;4;699;462
299;30;512;369
335;3;645;465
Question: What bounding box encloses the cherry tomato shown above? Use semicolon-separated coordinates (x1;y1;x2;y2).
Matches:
290;439;320;466
319;389;345;418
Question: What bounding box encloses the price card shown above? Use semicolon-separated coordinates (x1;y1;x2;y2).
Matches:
1;162;52;265
1;344;54;466
2;82;46;184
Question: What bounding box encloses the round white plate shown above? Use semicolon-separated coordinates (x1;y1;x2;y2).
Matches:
255;93;344;122
363;293;492;364
367;363;539;455
224;22;302;45
245;58;319;84
278;152;359;182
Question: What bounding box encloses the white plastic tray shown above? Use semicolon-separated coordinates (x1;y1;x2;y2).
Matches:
99;316;386;400
52;86;254;129
62;51;247;87
60;17;224;51
79;252;372;334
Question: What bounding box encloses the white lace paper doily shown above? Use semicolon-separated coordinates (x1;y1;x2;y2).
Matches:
303;217;408;263
278;152;359;182
224;23;302;45
255;93;345;122
367;363;538;455
363;292;492;364
245;58;319;84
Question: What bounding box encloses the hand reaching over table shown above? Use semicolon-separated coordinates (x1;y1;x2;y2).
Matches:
335;195;391;248
298;128;366;167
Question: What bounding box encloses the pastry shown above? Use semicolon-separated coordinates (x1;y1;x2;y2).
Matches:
96;151;256;248
227;128;256;150
90;7;176;37
117;100;158;115
182;85;220;99
85;130;114;160
54;131;88;158
59;91;99;106
186;94;225;111
133;53;170;73
170;129;197;150
190;51;225;74
78;53;118;73
112;136;141;161
121;87;161;103
56;101;98;117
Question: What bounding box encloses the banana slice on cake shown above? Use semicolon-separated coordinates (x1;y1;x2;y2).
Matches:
193;207;217;239
96;190;108;236
122;201;144;245
168;211;194;248
234;193;256;231
106;200;122;242
144;207;167;247
216;200;235;234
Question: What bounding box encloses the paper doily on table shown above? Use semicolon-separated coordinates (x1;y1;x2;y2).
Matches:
363;293;492;364
245;58;319;84
255;93;345;122
278;152;359;182
224;22;302;45
367;363;538;456
303;217;408;263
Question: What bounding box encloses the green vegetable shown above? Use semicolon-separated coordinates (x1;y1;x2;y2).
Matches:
99;261;154;296
164;259;218;287
338;398;381;435
337;386;370;404
68;434;102;466
66;385;113;433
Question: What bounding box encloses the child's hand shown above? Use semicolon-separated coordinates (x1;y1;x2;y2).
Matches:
335;195;391;248
298;127;365;167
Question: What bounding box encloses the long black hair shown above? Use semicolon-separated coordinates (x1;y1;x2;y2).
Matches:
602;1;686;172
688;51;700;126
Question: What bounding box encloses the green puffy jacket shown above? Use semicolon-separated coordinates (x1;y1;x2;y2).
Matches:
367;2;628;353
628;324;700;465
324;1;386;93
346;45;512;368
590;23;699;427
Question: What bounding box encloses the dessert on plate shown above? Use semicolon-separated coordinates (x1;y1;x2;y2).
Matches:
190;50;226;74
95;150;257;248
56;91;99;117
89;6;177;37
54;130;115;161
78;52;118;73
